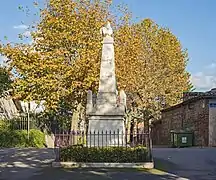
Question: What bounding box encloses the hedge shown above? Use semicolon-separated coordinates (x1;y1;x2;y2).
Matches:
0;121;45;148
60;145;148;163
28;129;46;148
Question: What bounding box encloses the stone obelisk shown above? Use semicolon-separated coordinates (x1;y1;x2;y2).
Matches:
86;22;127;147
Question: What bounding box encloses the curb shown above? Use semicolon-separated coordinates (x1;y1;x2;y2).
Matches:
52;161;154;169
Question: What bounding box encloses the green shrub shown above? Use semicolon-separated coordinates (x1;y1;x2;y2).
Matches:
0;120;10;130
0;129;27;147
60;146;148;163
0;128;45;148
28;129;45;148
11;130;28;147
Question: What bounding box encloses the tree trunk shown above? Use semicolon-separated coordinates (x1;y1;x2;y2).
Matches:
126;114;132;144
70;103;82;145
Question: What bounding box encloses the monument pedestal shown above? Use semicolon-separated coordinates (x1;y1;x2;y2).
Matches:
87;114;125;147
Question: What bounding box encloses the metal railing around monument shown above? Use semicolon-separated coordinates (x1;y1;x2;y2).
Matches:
54;130;153;162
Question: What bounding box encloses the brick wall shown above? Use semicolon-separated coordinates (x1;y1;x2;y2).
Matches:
151;120;162;145
152;98;209;146
159;106;183;145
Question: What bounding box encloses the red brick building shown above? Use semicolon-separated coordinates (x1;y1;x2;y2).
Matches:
151;89;216;147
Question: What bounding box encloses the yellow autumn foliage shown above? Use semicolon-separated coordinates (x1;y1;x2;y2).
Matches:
0;0;192;115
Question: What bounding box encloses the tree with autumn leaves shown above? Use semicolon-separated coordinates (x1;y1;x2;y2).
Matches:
0;0;192;129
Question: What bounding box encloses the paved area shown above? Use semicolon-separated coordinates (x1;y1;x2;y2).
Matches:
153;147;216;180
1;147;216;179
0;148;55;180
0;148;185;180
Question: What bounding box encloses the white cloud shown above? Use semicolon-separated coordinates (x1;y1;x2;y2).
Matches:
191;73;216;90
13;24;28;29
22;31;31;37
206;63;216;69
191;62;216;91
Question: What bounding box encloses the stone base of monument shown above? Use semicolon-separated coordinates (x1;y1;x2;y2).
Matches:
52;162;154;169
87;115;126;147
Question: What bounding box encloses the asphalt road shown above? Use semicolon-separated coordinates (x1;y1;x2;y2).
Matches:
153;147;216;180
1;147;216;180
0;148;169;180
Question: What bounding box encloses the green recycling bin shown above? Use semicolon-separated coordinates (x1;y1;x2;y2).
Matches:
170;130;193;148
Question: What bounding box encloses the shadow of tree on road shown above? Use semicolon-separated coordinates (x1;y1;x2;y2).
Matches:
154;157;216;180
0;148;193;180
154;157;180;172
0;167;190;180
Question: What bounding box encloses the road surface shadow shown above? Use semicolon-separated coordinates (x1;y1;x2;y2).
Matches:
0;148;186;180
154;157;216;180
0;166;188;180
1;148;204;180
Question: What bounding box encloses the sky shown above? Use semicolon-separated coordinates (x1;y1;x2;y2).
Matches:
0;0;216;92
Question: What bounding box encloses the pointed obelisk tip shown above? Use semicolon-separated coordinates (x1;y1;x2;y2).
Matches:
100;21;113;37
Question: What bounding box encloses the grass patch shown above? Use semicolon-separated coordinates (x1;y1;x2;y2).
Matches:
141;168;167;175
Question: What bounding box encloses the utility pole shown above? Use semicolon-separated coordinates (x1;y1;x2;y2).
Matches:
27;102;30;141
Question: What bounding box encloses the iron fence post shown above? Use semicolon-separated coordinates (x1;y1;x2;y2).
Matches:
55;146;60;162
54;135;60;162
